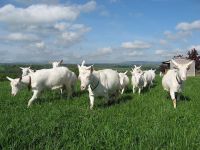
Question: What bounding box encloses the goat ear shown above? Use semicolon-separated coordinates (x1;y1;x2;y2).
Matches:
171;59;179;68
124;71;128;75
59;60;63;65
139;66;141;68
81;60;85;66
20;67;24;70
28;66;31;69
187;60;193;67
6;76;13;81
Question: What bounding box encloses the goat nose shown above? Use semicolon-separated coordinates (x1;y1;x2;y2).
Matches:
81;86;85;90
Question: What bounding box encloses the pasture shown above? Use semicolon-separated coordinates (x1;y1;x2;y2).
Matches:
0;65;200;149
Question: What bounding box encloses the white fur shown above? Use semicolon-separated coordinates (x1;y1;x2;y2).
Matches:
20;67;34;77
143;69;155;89
130;70;144;95
119;71;129;94
52;60;63;68
51;60;77;94
162;59;193;108
78;61;120;109
132;65;142;73
7;67;75;107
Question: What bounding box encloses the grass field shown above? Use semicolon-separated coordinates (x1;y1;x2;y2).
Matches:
1;75;200;149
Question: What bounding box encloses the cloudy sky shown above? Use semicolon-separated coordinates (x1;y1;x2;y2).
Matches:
0;0;200;63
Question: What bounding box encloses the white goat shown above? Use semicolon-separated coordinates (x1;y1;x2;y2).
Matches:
20;67;34;77
132;65;142;73
7;67;75;107
52;60;63;68
119;71;129;94
78;60;120;109
162;59;193;108
149;69;156;81
143;70;154;89
51;60;77;94
130;70;144;95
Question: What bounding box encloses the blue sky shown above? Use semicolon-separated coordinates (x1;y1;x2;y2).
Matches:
0;0;200;63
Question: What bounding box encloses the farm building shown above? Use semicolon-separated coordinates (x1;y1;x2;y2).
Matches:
161;58;195;76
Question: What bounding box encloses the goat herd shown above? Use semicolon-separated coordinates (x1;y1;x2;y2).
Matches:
6;59;193;109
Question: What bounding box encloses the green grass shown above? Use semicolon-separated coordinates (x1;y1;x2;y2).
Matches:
1;76;200;149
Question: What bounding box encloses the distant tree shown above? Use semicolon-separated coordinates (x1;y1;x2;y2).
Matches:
173;54;184;59
187;48;200;70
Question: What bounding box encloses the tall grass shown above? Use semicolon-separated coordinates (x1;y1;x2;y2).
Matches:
1;76;200;149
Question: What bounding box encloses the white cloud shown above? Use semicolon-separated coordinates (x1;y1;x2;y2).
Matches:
155;49;165;55
2;32;38;41
14;0;59;5
164;30;191;41
176;20;200;31
0;1;96;63
84;46;114;62
35;41;45;49
155;49;184;58
61;31;81;43
0;1;96;24
57;25;90;47
97;47;113;55
70;24;88;30
127;51;143;56
54;22;70;31
121;40;151;49
78;1;96;12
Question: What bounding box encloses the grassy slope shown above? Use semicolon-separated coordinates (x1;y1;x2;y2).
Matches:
1;76;200;149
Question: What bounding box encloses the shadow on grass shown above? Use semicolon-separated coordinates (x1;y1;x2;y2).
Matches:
165;93;191;101
33;90;87;106
142;82;158;93
179;95;191;101
97;94;133;108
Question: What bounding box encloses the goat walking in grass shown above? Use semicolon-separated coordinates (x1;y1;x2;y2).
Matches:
130;66;144;95
162;59;193;108
78;60;121;109
7;67;75;107
143;69;156;89
50;60;77;95
119;71;129;94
